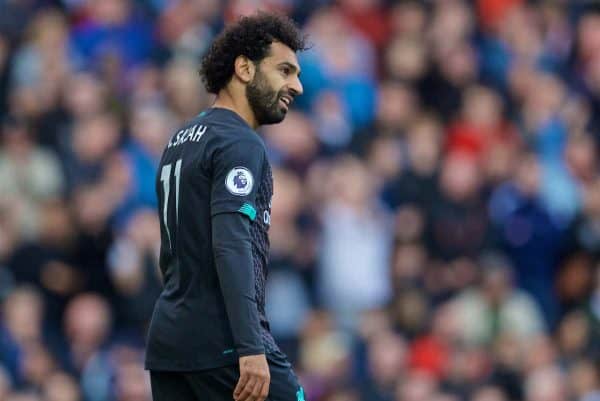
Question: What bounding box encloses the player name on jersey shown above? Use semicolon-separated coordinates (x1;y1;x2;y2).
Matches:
167;124;208;148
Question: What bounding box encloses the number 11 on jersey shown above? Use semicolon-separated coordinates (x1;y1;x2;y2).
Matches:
160;159;182;251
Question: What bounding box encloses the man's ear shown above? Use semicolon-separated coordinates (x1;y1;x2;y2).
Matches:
233;55;256;84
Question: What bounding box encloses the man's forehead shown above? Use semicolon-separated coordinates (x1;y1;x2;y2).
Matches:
264;42;300;67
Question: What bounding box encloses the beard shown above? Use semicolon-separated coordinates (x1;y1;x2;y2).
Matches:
246;69;289;126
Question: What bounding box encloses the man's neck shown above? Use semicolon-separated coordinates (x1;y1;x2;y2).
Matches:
212;89;258;129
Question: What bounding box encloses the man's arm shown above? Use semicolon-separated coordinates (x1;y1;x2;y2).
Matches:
211;212;264;356
212;212;271;401
209;137;270;400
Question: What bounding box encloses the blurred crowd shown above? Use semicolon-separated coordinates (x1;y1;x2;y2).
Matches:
2;0;600;400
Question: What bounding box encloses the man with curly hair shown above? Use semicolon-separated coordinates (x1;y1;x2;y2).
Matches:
145;12;306;401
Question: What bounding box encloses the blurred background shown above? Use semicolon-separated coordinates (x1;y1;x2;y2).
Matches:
2;0;600;400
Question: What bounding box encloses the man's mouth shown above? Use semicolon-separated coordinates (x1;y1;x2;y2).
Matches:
279;94;293;110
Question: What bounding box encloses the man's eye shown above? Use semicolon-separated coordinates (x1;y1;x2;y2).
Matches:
281;67;290;76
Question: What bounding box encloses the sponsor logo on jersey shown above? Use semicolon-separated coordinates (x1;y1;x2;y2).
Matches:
263;199;271;226
225;167;253;196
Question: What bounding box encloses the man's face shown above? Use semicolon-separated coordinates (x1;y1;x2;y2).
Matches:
246;41;303;125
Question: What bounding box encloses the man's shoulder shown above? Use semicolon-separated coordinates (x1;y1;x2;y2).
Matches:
199;109;265;149
214;127;265;149
207;127;266;157
164;110;265;156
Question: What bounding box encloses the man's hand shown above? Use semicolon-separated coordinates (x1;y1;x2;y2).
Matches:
234;354;270;401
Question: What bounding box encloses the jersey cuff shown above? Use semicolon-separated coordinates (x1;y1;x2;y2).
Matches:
237;346;265;357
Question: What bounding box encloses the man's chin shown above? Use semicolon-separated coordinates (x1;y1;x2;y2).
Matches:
272;111;287;124
258;110;287;125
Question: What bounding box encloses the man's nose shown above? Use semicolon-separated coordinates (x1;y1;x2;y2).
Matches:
289;76;303;97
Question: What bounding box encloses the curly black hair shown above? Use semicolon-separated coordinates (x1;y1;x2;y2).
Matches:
199;12;308;94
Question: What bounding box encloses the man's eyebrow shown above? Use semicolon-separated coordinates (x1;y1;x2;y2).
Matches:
278;61;301;76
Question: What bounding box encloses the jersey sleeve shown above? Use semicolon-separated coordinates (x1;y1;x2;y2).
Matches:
210;138;265;221
212;212;264;357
